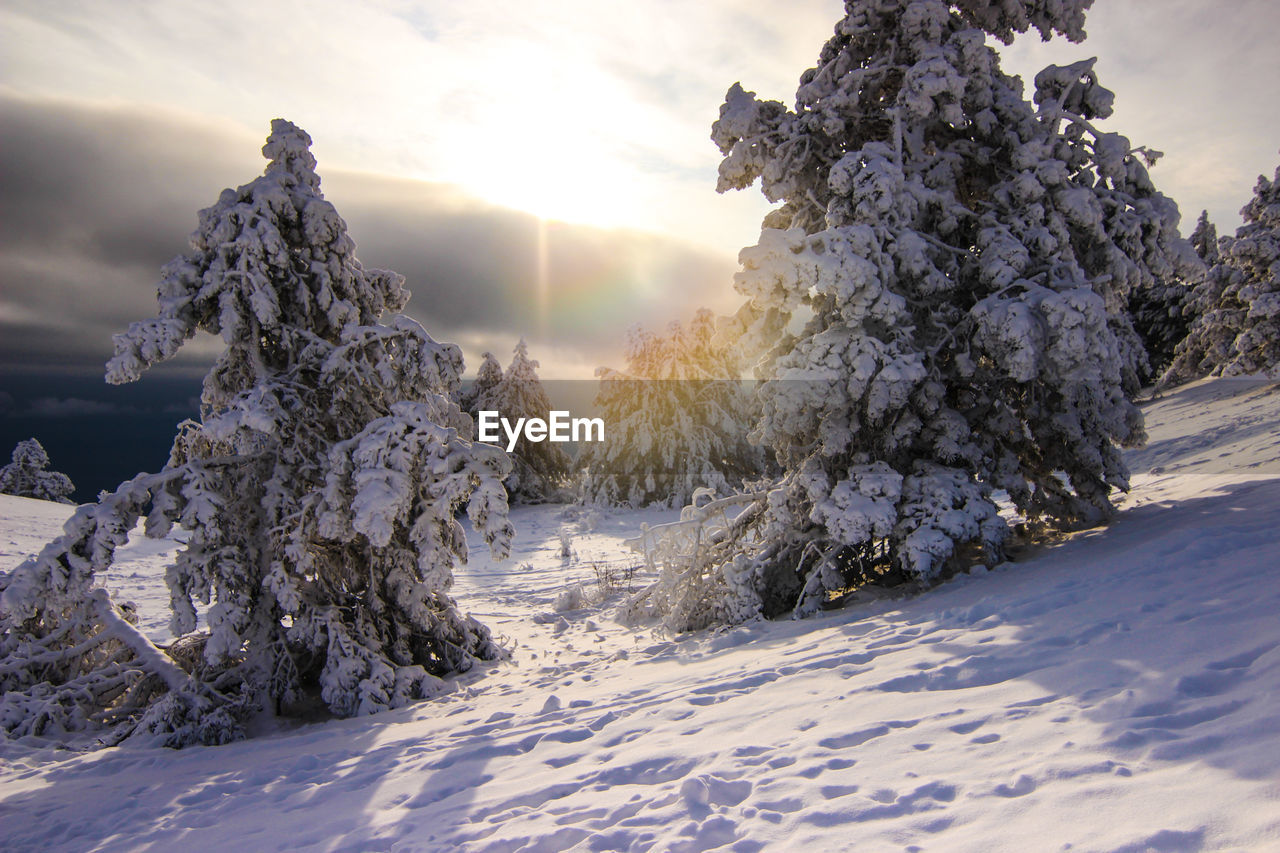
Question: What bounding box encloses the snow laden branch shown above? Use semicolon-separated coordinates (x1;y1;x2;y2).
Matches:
0;472;236;746
621;489;770;631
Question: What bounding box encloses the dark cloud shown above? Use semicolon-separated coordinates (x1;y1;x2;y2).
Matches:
0;369;201;501
0;94;738;381
0;95;263;375
26;397;136;417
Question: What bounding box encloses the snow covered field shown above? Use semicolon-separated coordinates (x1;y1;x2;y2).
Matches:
2;377;1279;852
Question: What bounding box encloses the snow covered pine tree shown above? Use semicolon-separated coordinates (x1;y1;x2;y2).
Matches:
1190;210;1221;267
460;350;504;413
475;339;572;503
1166;156;1280;381
582;309;763;508
0;438;75;504
639;0;1194;629
0;120;513;746
1129;213;1206;381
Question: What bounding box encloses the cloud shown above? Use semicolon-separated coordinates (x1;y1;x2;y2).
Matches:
162;398;201;416
26;397;136;417
4;0;1280;384
0;95;742;379
0;0;835;249
7;0;1278;244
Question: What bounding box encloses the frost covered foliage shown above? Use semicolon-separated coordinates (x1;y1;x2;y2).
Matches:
581;309;764;509
0;121;512;746
0;438;75;504
1145;210;1222;376
658;0;1194;628
1166;159;1280;382
1129;220;1204;381
473;340;572;503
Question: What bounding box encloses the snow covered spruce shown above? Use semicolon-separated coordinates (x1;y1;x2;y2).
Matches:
0;438;75;504
0;120;514;747
631;0;1197;631
458;350;503;414
1165;154;1280;383
580;309;765;509
1128;209;1211;381
464;339;573;503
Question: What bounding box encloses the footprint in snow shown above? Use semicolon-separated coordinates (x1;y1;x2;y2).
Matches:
948;718;986;735
1207;644;1275;671
819;784;860;799
818;724;891;750
993;774;1037;798
1175;668;1245;698
680;774;752;816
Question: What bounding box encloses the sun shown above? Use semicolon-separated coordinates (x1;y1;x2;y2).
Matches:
426;41;655;231
459;133;642;230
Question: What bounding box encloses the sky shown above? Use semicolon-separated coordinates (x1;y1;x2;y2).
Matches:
1;0;1278;488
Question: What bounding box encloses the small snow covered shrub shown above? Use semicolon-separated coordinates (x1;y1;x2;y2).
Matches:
553;562;638;613
0;438;75;504
558;527;576;562
0;120;512;746
639;0;1195;630
1166;156;1280;382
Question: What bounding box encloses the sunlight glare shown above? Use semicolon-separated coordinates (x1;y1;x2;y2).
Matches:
431;40;654;229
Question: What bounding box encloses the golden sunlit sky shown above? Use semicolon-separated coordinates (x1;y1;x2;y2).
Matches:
2;0;1278;381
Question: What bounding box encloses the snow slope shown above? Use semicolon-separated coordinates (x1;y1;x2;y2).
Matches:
1;378;1279;852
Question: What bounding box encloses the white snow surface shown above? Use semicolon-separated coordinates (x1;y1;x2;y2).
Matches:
2;377;1279;851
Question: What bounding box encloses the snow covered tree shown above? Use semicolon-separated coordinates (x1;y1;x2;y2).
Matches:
1225;162;1280;375
460;351;503;414
581;309;764;508
1162;255;1241;384
1166;158;1280;382
1128;278;1196;382
640;0;1193;628
0;438;75;504
478;339;571;503
0;120;513;746
1137;209;1222;381
1129;238;1203;382
1190;210;1220;266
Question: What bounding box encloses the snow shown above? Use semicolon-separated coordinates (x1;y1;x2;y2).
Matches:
2;377;1280;851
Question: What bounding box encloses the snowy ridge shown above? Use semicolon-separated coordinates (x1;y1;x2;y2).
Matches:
1;377;1279;851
